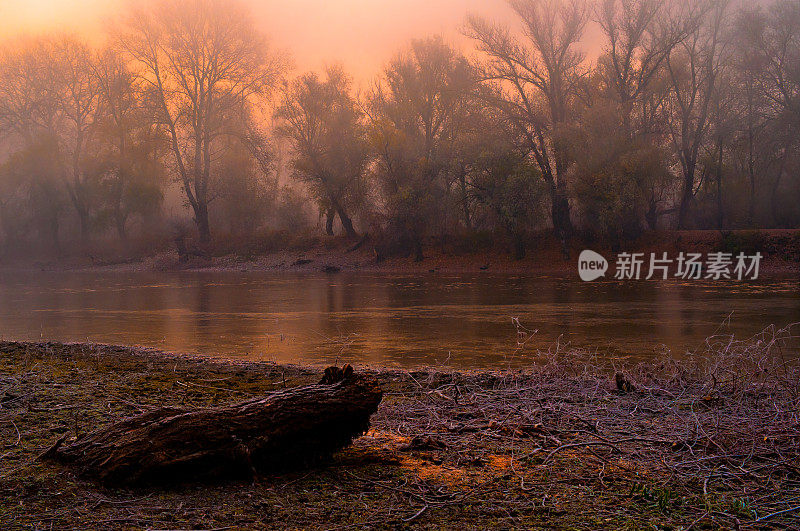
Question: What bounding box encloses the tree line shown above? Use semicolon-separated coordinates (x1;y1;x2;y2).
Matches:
0;0;798;260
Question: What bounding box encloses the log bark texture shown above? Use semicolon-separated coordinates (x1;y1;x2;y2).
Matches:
52;366;382;485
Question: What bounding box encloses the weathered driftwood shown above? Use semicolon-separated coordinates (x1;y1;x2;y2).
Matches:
50;365;382;485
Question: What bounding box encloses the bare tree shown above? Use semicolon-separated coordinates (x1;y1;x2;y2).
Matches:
465;0;589;245
93;49;138;240
0;38;83;247
93;48;168;240
48;37;102;241
729;6;771;225
595;0;697;135
759;0;800;126
117;0;286;242
751;0;800;223
665;0;729;229
0;39;59;144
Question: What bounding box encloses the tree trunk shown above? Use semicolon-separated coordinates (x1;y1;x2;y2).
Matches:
458;171;473;231
677;164;696;230
747;116;756;225
113;173;127;241
414;240;424;262
325;208;335;236
716;142;724;230
771;143;790;227
48;216;60;252
551;188;572;259
115;210;128;241
645;199;658;231
195;203;211;243
551;192;572;236
77;208;90;243
513;233;526;260
336;207;358;238
51;367;382;486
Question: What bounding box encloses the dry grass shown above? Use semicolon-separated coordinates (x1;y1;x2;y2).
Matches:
1;327;799;529
370;324;800;528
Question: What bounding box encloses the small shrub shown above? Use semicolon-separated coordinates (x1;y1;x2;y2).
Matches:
718;231;767;255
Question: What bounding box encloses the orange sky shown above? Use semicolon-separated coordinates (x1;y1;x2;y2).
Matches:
0;0;518;82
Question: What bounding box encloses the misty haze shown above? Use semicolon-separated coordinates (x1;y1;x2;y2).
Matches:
1;0;799;529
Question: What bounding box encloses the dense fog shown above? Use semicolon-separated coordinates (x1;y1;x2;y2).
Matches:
0;0;798;261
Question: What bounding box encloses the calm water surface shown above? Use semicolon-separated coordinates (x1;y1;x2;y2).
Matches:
0;271;798;368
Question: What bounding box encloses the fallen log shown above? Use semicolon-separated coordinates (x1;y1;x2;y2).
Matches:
50;365;382;485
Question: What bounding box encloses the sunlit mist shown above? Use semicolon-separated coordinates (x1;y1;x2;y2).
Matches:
0;0;515;80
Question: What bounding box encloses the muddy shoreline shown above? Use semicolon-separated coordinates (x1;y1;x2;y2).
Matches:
2;229;797;277
2;337;799;529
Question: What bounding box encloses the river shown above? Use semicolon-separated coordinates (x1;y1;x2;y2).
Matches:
0;271;798;368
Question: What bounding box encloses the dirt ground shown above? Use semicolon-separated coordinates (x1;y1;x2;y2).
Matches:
1;336;799;530
12;229;800;277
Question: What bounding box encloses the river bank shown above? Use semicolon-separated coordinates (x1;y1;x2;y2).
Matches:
8;229;800;277
1;334;799;529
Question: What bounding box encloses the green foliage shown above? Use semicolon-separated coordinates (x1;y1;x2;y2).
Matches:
214;139;276;236
630;483;682;514
0;134;66;247
273;186;312;233
368;37;477;259
570;105;673;244
276;66;368;237
471;148;547;258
